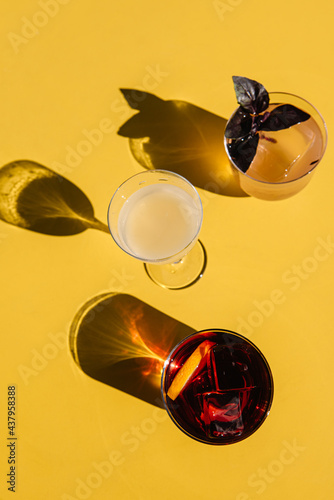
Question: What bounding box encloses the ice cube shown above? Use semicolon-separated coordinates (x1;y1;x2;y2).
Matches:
201;392;244;438
209;345;246;391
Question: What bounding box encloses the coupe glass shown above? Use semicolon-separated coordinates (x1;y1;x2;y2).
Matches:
107;170;206;289
224;93;327;200
161;329;273;445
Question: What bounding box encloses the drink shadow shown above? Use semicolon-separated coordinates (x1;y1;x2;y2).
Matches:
118;89;248;197
69;293;195;408
0;160;109;235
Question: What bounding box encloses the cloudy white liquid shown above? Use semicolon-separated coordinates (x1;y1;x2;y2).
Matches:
118;183;201;261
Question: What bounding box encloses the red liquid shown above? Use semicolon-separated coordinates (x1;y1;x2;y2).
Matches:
162;330;273;444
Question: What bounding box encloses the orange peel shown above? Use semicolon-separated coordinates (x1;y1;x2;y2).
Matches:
167;340;215;400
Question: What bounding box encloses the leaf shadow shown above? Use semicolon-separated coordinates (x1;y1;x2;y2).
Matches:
0;160;109;236
118;89;248;197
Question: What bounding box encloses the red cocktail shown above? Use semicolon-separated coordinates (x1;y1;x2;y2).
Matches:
161;329;273;445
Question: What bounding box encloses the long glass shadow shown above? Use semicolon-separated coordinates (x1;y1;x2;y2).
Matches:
69;293;195;408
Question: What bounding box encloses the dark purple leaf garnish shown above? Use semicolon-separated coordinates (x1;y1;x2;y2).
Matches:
259;104;310;132
232;76;269;115
225;106;252;139
225;77;312;173
227;134;259;173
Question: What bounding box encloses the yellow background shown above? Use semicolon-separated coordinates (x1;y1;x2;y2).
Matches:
1;0;334;499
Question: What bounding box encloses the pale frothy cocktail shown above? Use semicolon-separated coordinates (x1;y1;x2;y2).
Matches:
108;170;205;289
118;183;201;262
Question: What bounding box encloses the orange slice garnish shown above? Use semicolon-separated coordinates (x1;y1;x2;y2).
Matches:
167;340;215;400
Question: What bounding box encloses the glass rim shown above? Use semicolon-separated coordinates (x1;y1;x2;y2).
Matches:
224;92;328;186
161;328;274;445
107;169;203;264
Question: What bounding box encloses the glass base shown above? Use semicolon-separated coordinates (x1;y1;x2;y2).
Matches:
144;240;207;290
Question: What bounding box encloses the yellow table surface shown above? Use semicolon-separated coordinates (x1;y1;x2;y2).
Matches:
1;1;334;499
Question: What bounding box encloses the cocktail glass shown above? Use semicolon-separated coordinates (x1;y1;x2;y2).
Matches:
224;93;327;200
107;170;206;289
161;329;273;445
